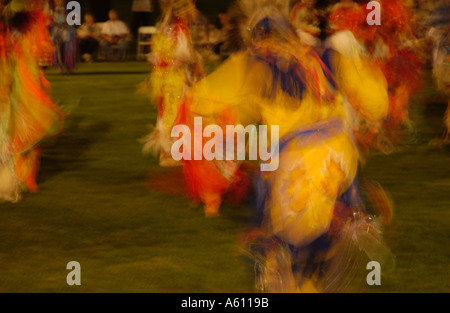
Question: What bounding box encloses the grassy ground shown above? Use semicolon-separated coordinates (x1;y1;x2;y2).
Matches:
0;62;448;293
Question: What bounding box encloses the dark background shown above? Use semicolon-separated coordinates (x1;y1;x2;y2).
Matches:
77;0;235;26
76;0;339;26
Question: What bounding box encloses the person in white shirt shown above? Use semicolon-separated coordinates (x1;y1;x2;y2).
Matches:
131;0;154;36
100;10;130;60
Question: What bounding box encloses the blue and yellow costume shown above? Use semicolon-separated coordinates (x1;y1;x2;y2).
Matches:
181;0;392;292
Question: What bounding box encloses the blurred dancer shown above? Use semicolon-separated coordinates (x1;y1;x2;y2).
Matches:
325;0;423;151
374;0;423;142
0;0;63;202
50;0;77;73
141;0;204;166
180;0;393;291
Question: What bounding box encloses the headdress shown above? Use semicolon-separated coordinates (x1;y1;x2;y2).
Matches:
228;0;335;102
237;0;291;44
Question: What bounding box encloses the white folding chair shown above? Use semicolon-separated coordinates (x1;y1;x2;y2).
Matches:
137;26;158;61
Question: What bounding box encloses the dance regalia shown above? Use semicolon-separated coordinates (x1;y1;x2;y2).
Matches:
181;0;393;291
374;0;423;137
142;17;203;166
326;0;423;150
0;3;63;202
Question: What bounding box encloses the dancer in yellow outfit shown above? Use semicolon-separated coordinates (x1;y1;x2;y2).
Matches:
142;0;204;166
181;0;392;292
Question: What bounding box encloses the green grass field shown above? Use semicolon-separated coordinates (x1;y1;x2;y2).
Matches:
0;62;448;293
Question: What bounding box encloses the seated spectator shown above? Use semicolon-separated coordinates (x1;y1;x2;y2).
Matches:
77;13;102;62
100;10;130;61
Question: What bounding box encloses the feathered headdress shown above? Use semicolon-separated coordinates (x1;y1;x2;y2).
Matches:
236;0;291;44
227;0;335;102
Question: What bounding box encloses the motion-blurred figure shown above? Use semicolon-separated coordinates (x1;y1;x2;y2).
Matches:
50;0;77;73
0;0;63;202
325;0;424;152
141;0;204;166
180;0;394;291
